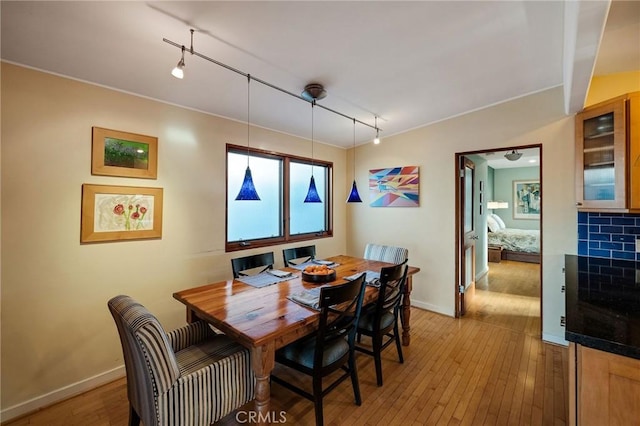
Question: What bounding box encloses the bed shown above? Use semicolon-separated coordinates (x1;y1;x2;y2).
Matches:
487;214;540;263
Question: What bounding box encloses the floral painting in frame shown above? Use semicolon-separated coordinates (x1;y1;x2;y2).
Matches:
369;166;419;207
513;180;540;219
81;184;163;243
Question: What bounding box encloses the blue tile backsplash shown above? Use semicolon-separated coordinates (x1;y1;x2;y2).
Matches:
578;212;640;260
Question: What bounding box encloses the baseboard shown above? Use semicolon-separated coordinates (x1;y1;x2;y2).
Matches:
475;266;488;281
542;333;568;347
0;366;125;423
411;300;455;317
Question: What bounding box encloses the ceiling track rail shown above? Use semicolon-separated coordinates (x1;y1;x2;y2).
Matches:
163;37;381;133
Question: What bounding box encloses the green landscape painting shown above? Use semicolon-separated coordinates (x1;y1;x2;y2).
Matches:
104;137;149;170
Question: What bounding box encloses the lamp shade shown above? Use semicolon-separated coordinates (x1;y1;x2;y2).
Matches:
304;175;322;203
235;166;260;200
504;150;522;161
346;180;363;203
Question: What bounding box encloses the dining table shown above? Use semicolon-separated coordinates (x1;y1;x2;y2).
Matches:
173;254;420;424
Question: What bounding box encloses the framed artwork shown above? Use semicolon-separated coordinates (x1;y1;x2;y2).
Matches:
513;180;540;219
92;127;158;179
81;184;163;243
369;166;419;207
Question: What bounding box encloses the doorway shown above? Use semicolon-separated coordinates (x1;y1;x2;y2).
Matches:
455;145;542;336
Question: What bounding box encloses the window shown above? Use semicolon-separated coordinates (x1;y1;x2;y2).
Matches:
226;144;332;251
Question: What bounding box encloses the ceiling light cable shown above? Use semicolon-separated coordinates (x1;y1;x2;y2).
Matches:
164;31;382;133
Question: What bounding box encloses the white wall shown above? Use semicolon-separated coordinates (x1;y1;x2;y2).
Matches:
348;86;577;341
0;63;348;415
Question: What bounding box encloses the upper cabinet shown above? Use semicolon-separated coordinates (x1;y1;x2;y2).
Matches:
575;92;640;211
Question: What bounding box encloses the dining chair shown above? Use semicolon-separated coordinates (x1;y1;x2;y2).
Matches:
282;245;316;266
355;263;408;386
107;295;255;426
231;252;275;278
271;274;367;426
363;243;408;264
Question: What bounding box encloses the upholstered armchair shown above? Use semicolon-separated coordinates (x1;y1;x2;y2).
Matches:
108;295;255;426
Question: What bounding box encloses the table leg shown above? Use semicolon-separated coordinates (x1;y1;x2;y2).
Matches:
401;276;413;346
251;343;275;425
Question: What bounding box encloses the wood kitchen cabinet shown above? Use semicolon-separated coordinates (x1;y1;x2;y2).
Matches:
569;343;640;426
575;92;640;211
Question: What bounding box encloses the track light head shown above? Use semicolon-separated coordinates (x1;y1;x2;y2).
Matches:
171;47;186;79
373;117;380;144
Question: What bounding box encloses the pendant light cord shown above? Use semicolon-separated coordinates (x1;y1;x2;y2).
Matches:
352;118;356;178
311;100;315;176
246;74;250;167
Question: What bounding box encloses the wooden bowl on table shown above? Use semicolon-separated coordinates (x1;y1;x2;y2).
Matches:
301;264;336;283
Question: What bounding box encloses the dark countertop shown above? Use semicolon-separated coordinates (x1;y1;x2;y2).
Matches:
565;255;640;360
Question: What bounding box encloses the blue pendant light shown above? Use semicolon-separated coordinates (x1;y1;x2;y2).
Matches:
304;101;322;203
235;75;260;201
236;166;260;200
347;118;363;203
304;175;322;203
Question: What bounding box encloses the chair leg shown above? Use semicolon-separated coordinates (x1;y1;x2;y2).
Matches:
313;376;324;426
373;334;383;387
128;404;140;426
349;352;362;406
394;321;404;363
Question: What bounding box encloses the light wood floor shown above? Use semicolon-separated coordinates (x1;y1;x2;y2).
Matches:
5;261;566;425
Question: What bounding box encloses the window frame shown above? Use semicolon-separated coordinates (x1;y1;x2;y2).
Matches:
226;144;333;252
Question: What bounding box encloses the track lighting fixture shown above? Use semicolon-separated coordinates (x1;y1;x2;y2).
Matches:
165;29;385;205
235;75;260;201
373;116;380;144
301;83;327;102
164;30;381;135
171;46;185;79
304;101;322;203
347;119;363;203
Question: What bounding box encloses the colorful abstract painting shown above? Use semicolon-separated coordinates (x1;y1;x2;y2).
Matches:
369;166;419;207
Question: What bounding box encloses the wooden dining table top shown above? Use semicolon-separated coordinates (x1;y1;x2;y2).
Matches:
173;254;420;350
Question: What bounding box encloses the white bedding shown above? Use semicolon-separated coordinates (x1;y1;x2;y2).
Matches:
488;228;540;253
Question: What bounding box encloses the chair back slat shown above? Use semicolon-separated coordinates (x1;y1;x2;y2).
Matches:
377;264;408;314
231;252;275;278
363;243;408;264
283;245;316;266
315;274;367;367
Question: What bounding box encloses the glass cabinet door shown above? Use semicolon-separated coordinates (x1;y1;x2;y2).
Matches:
576;99;627;209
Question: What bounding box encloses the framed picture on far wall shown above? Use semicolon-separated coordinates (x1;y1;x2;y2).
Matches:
513;180;540;219
92;127;158;179
80;184;163;243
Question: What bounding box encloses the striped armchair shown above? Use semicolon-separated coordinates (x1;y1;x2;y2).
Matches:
108;295;255;426
363;243;408;264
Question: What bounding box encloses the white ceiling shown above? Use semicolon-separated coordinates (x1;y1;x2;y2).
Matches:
1;1;638;148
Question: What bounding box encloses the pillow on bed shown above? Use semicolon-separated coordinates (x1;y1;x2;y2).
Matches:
487;215;500;233
491;214;506;229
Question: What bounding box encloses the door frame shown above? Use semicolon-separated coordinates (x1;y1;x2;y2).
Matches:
454;144;543;326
